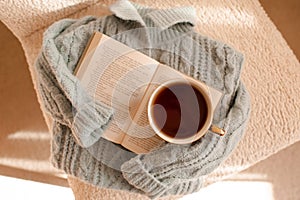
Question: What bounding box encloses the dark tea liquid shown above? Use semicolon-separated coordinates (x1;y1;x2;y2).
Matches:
152;83;208;139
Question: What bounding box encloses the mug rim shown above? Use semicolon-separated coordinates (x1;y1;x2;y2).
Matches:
147;78;213;144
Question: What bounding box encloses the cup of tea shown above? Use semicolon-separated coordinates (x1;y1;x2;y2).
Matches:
148;78;225;144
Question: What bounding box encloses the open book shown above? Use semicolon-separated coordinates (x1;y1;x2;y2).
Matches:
75;32;222;154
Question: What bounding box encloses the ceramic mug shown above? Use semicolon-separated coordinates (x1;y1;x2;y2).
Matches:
148;78;225;144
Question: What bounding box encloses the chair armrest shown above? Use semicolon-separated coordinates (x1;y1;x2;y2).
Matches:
0;0;97;39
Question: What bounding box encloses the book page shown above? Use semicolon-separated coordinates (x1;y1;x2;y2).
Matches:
121;64;184;153
76;33;159;144
121;83;165;154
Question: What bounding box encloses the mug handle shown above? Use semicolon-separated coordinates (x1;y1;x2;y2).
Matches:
209;125;226;136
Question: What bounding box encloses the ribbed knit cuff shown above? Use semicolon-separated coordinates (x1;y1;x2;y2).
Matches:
121;157;204;199
71;101;113;147
121;158;169;199
164;178;203;197
146;7;196;30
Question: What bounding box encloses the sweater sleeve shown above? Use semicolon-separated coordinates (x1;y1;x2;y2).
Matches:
36;53;113;147
121;82;250;199
35;17;114;147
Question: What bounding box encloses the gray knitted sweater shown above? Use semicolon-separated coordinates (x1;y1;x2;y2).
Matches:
35;0;250;199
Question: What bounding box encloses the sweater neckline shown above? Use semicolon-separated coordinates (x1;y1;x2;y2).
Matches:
109;0;196;31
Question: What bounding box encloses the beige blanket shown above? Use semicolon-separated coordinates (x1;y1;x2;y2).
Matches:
1;0;299;199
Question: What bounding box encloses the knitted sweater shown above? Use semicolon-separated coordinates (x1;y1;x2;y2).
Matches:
35;0;250;199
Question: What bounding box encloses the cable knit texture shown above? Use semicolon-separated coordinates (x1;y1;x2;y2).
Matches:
35;0;250;199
